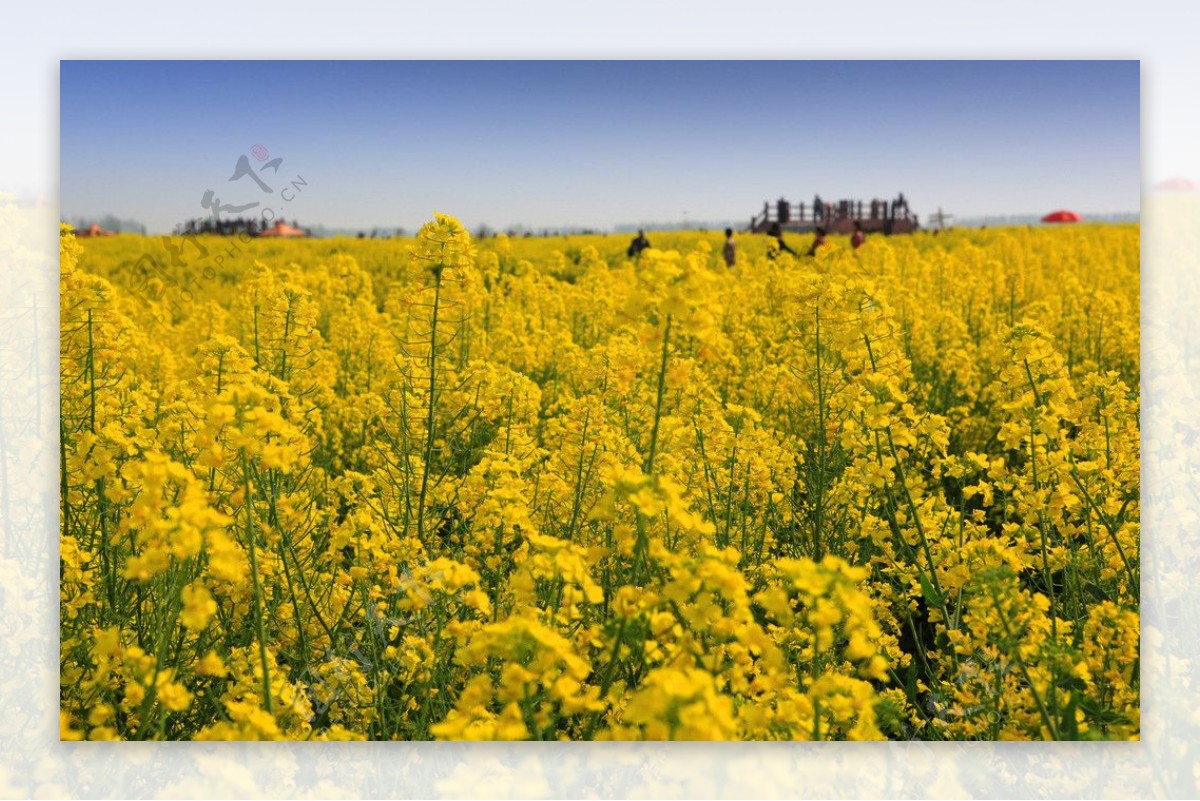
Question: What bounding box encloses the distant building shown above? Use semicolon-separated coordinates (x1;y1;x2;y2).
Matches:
258;221;310;238
76;223;115;238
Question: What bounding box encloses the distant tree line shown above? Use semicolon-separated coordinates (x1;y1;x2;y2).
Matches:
474;223;604;239
172;216;312;236
68;214;147;235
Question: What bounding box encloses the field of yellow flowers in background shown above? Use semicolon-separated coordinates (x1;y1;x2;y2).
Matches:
59;215;1139;741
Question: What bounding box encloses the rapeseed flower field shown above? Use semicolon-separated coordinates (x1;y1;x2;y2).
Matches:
59;216;1139;740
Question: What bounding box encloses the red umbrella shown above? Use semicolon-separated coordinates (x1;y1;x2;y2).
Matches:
1041;210;1082;223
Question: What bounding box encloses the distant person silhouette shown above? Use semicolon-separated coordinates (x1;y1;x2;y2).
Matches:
808;226;827;257
723;228;737;267
767;223;797;259
851;221;865;250
627;229;651;258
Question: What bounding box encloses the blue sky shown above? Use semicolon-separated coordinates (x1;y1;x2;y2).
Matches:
60;60;1139;233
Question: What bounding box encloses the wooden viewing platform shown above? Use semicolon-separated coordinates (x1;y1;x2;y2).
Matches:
748;192;920;235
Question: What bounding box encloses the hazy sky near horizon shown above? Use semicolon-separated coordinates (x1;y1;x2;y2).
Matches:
60;60;1139;233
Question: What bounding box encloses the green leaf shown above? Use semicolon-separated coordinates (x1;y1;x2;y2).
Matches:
917;573;944;608
1059;694;1080;740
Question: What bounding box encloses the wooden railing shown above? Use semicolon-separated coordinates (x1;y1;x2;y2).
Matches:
749;198;918;232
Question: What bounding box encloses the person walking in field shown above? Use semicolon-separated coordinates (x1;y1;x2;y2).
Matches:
767;222;797;259
808;226;827;257
627;229;651;259
851;221;865;250
723;227;737;267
